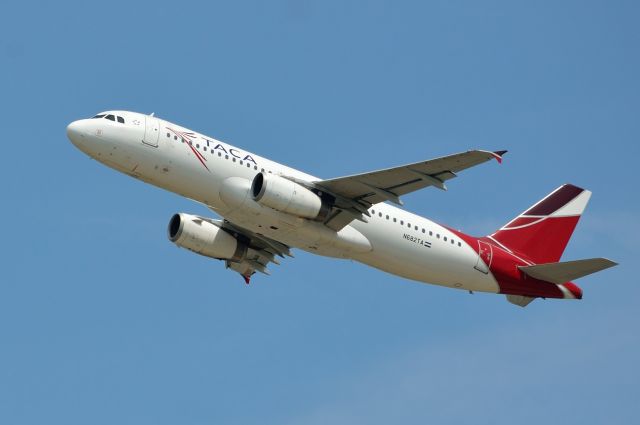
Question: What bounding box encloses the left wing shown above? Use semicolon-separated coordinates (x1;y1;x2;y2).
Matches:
311;150;506;230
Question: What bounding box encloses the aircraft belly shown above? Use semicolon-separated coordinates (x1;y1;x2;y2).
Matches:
217;177;371;257
223;211;370;258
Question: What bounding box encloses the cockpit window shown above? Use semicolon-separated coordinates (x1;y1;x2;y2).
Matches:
91;113;125;123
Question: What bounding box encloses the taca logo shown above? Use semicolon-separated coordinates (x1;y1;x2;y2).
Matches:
167;127;258;170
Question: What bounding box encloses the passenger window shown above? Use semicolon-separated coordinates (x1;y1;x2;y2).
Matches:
393;218;396;223
458;242;461;247
379;212;382;217
407;223;411;228
444;236;447;241
105;114;115;121
117;116;124;124
386;215;389;220
422;228;425;233
429;231;433;236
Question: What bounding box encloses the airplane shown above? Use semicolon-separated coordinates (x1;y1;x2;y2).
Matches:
66;110;617;307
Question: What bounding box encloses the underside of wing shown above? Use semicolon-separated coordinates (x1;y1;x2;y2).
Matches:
203;214;293;283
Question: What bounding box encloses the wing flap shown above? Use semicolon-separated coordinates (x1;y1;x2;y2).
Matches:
518;258;617;284
201;214;293;283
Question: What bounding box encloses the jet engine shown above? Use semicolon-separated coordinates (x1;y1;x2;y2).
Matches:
168;213;247;260
251;173;332;221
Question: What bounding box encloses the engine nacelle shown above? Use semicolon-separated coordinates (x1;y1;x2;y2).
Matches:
251;173;331;221
168;213;247;260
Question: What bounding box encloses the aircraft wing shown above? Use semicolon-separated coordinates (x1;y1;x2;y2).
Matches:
204;214;293;283
312;150;506;230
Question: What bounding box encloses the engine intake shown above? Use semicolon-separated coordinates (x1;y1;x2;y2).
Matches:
251;173;331;221
168;213;247;261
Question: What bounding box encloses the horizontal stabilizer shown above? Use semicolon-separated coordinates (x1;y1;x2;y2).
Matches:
518;258;617;284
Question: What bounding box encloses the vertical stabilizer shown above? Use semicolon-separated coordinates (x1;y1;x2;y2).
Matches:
490;184;591;264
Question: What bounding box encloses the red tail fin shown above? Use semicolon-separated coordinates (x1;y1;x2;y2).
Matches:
489;184;591;264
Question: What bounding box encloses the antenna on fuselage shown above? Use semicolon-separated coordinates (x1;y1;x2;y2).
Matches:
149;112;155;117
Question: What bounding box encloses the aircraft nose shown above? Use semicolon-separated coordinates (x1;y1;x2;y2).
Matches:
66;120;86;146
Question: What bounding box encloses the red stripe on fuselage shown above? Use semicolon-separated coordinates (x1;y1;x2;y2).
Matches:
445;227;568;299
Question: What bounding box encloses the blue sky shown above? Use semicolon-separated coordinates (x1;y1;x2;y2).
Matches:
1;1;638;424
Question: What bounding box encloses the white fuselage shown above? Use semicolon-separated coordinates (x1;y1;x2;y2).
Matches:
67;111;499;293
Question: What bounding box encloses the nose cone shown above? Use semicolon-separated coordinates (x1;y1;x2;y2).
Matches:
66;120;87;146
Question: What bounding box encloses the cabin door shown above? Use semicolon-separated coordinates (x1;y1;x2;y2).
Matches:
143;116;159;147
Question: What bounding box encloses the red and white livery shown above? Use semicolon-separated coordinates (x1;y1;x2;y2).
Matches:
67;111;617;307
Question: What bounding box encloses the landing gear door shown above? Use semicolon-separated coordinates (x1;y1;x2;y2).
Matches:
474;240;493;274
143;115;159;147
